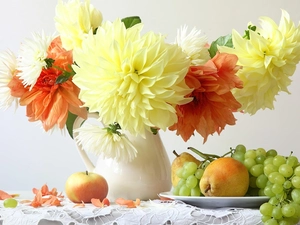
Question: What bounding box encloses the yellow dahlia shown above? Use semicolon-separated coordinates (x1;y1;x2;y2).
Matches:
219;10;300;114
72;19;193;136
54;0;103;51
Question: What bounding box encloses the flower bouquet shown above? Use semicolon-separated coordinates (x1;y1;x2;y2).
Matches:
1;0;300;222
1;0;299;162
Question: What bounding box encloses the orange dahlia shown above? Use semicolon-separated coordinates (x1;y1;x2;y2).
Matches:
169;53;243;143
9;36;87;131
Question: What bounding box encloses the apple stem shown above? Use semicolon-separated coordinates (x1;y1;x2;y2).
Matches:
172;150;180;157
86;171;89;175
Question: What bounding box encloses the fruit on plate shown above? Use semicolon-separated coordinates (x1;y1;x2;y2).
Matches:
199;157;249;197
171;150;200;187
65;171;109;203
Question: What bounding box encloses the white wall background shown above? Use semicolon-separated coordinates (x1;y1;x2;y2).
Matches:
0;0;299;192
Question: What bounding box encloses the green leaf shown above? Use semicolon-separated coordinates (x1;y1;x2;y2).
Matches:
243;25;258;40
208;34;233;58
55;65;75;84
44;58;55;68
150;127;158;135
56;74;70;84
66;111;78;139
121;16;141;29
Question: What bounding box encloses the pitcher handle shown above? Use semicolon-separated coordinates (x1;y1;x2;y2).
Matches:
73;112;99;172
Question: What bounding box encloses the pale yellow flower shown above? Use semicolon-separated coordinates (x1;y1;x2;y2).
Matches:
0;50;18;109
74;123;138;163
17;32;54;90
55;0;103;51
72;19;192;136
175;25;210;65
219;10;300;114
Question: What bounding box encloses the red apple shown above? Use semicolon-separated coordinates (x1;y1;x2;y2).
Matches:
65;171;108;203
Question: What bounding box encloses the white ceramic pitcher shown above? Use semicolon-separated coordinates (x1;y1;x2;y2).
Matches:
73;113;171;201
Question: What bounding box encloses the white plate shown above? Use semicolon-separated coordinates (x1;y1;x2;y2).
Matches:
159;192;269;209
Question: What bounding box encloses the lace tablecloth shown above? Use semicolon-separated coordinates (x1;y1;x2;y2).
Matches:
0;196;269;225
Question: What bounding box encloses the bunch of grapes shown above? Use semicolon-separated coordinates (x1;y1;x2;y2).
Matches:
172;161;209;197
172;144;300;225
232;144;300;225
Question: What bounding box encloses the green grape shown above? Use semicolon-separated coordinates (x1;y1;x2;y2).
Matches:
278;218;293;225
291;189;300;204
256;155;266;164
264;164;279;176
281;203;296;218
264;185;276;197
244;157;256;170
272;206;283;220
273;155;287;167
268;172;281;184
262;215;272;222
291;176;300;188
191;186;201;196
235;144;246;153
176;167;184;178
256;174;269;189
195;168;204;180
290;218;300;224
286;156;299;167
172;185;180;195
266;149;278;157
249;176;258;188
179;184;191;196
182;169;193;179
250;164;264;177
269;196;280;205
273;173;286;185
260;202;274;216
183;161;198;175
271;183;284;194
283;180;292;190
232;152;245;163
295;166;300;176
280;218;299;225
201;161;210;169
176;178;186;188
278;218;294;225
256;147;266;156
290;202;300;219
279;164;294;178
258;188;266;196
245;149;257;159
264;218;279;225
279;217;300;225
264;157;275;165
275;192;286;201
186;175;198;189
3;198;18;208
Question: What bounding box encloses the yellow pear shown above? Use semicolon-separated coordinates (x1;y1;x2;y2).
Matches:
199;157;249;197
171;150;200;187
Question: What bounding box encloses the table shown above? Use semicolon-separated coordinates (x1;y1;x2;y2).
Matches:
0;192;297;225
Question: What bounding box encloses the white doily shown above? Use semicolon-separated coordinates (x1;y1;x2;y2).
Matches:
0;198;276;225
